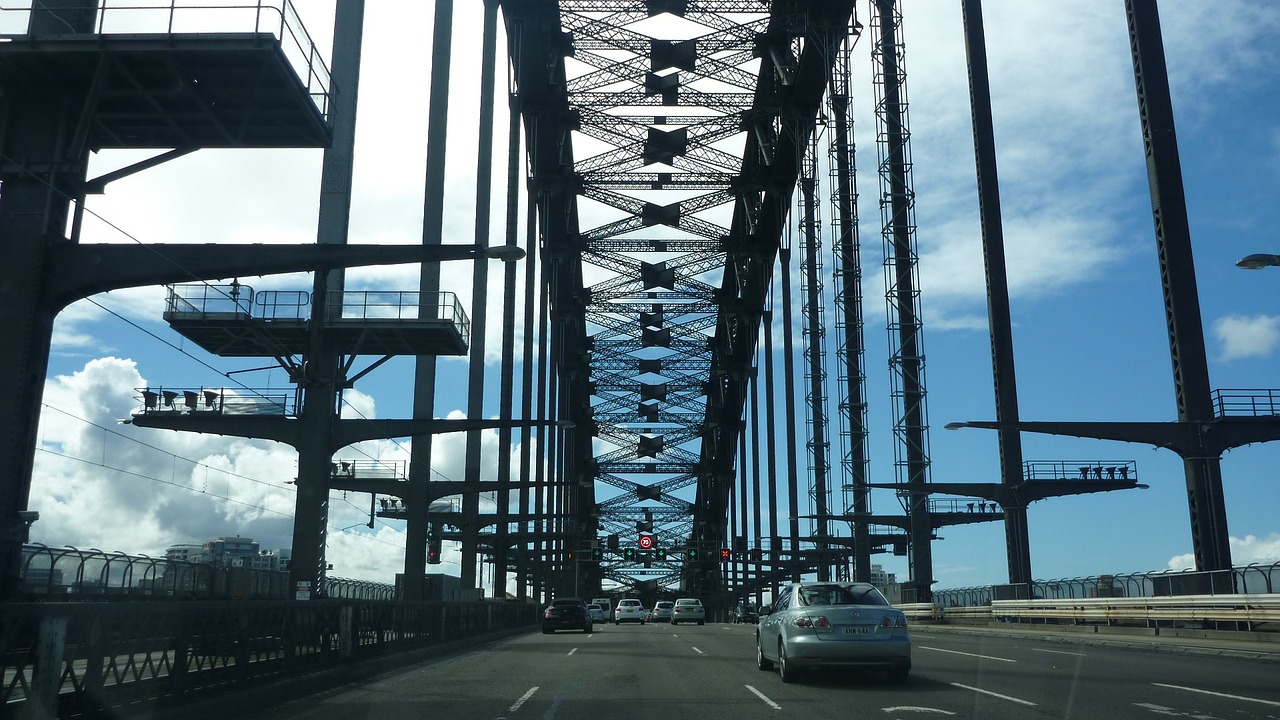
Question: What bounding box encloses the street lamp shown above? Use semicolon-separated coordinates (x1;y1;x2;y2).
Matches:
1235;254;1280;270
485;245;526;262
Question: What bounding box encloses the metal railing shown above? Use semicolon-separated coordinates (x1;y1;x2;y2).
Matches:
134;386;295;417
1022;460;1137;482
932;562;1280;609
163;285;471;345
16;544;393;601
0;1;332;118
901;594;1280;633
1212;388;1280;417
3;598;538;718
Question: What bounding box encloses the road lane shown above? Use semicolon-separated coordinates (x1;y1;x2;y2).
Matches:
229;621;1280;720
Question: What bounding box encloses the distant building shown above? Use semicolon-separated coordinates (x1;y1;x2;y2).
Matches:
254;548;291;573
870;564;896;587
165;543;203;563
165;538;290;572
202;536;260;567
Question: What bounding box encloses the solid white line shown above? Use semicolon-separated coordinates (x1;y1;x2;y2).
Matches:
1030;648;1086;657
920;646;1017;663
881;708;956;716
745;684;781;710
508;687;539;713
567;648;577;656
950;683;1038;707
1153;682;1280;708
692;646;705;655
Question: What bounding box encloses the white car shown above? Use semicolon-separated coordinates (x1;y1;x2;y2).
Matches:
671;598;705;625
587;604;609;623
652;600;675;622
615;598;646;624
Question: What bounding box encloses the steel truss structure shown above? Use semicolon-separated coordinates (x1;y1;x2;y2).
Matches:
502;0;857;596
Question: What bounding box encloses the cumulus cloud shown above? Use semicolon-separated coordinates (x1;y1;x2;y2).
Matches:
1167;533;1280;571
1213;314;1280;360
29;357;542;584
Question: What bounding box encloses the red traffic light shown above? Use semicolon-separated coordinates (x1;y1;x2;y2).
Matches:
719;548;730;560
638;534;654;549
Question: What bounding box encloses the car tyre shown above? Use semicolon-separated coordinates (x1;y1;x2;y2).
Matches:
697;620;704;625
671;620;678;626
584;623;593;633
542;627;553;634
887;664;910;684
756;637;773;671
778;641;799;684
640;620;646;625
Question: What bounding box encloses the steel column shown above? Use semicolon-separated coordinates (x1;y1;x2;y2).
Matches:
1125;0;1232;572
960;0;1033;586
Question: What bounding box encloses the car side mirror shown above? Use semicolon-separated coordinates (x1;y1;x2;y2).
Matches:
757;606;771;615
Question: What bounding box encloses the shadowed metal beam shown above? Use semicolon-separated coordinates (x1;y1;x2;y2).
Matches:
43;243;519;308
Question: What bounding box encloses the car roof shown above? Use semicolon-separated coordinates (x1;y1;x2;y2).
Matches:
674;597;701;603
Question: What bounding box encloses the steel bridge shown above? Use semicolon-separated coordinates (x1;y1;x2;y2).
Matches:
2;0;1276;612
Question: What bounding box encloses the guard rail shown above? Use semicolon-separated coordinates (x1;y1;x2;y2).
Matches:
898;594;1280;632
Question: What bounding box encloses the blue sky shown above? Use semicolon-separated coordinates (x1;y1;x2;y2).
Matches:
27;1;1280;591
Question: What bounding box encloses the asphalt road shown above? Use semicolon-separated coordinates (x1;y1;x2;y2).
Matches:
236;622;1280;720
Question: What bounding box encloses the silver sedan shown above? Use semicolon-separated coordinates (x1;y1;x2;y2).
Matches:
755;582;911;684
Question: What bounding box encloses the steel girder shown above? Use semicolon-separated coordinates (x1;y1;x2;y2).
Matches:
505;0;856;596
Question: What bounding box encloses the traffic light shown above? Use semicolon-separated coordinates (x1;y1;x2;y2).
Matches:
427;523;442;564
566;549;576;561
655;548;667;561
607;533;620;551
719;548;730;561
591;546;603;561
624;547;637;561
750;547;762;562
687;547;699;561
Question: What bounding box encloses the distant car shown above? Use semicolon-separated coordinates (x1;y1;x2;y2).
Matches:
670;597;705;625
543;597;593;634
651;600;674;622
587;604;608;623
615;598;646;624
755;582;910;684
730;602;759;624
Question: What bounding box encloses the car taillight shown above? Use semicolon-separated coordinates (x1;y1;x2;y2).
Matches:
792;615;831;629
544;609;553;617
881;614;908;628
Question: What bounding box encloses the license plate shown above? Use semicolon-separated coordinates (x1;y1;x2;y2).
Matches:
842;626;871;635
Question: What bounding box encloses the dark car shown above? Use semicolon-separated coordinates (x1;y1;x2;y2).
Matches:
730;602;759;624
543;597;594;634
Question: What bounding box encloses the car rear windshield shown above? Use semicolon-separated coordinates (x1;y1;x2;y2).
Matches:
674;599;700;606
656;601;673;608
798;584;889;607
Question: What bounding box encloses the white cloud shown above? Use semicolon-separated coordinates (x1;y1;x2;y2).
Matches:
29;357;533;585
1213;314;1280;360
1167;533;1280;571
